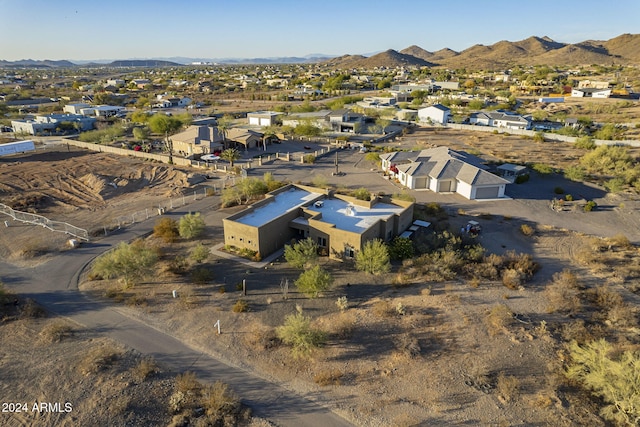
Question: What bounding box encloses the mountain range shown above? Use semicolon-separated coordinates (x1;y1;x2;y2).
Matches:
1;34;638;69
323;34;640;69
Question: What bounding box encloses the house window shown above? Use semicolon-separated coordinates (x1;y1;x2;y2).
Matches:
247;240;251;245
239;237;243;242
317;237;327;247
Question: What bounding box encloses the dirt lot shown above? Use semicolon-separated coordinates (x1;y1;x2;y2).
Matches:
2;133;640;426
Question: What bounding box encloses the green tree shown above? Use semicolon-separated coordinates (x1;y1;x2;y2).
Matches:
276;312;326;359
132;126;150;142
239;177;268;201
179;212;205;239
190;243;210;264
220;148;241;167
284;238;318;269
564;165;586;182
216;115;233;146
91;240;158;288
295;265;333;298
148;113;183;160
388;236;415;261
355;239;391;275
566;339;640;426
130;110;150;124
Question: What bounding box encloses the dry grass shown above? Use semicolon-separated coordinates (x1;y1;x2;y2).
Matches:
496;372;520;402
371;299;394;318
78;344;121;376
175;371;200;393
313;369;344;386
485;304;514;336
545;270;582;314
19;298;46;318
131;357;158;382
40;319;74;343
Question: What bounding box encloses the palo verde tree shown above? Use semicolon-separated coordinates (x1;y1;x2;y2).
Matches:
90;240;158;288
566;339;640;426
284;237;318;269
179;212;206;239
355;239;391;275
294;265;333;298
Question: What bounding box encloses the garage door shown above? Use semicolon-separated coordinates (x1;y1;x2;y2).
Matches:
439;180;451;192
414;177;428;189
475;186;500;199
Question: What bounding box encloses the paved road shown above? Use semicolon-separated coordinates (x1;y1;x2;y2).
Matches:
0;196;352;427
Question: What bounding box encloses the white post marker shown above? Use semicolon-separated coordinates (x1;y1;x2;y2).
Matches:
172;290;178;298
214;319;221;335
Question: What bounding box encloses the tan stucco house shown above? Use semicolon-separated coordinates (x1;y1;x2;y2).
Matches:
223;184;414;260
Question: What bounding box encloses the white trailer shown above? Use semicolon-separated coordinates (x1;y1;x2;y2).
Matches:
0;140;36;156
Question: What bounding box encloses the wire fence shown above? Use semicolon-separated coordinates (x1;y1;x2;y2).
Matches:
0;203;89;241
94;181;235;238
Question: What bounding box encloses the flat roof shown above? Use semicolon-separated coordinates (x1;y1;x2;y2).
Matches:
311;198;405;233
235;187;321;227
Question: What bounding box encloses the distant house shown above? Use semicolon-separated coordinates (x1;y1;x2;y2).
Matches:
380;146;509;200
282;110;332;130
63;103;91;115
226;128;263;150
496;164;528;183
130;79;151;89
469;111;531;130
417;104;450;124
223;184;414;260
571;87;612;98
155;94;191;107
79;105;125;118
328;109;366;133
11;114;95;135
171;125;223;156
247;111;281;127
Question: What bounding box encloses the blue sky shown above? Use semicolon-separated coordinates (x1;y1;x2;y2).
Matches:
1;0;639;62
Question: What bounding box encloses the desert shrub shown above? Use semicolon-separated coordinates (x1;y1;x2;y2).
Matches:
394;333;421;359
153;217;179;243
276;312;326;359
19;298;46;318
584;200;597;212
372;300;393;318
311;174;328;188
502;268;524;289
313;369;344;386
545;270;582;314
284;237;318;269
609;233;633;250
131;357;158;381
79;345;121;376
168;255;189;275
355;239;391;275
175;371;201;393
485;304;514;336
566;339;640;426
326;311;356;339
553;186;564;194
221;187;242;208
502;250;539;279
418;249;464;281
191;267;212;285
303;154;316;164
352;187;371;201
520;224;535;236
190;243;210;263
126;294;147;307
605;177;626;193
514;173;530;184
565;194;573;201
179;212;205;239
201;381;240;419
92;240;158;288
388;236;415;261
40;320;73;343
531;163;554;175
205;187;216;197
560;319;603;345
232;299;249;313
574;136;596;150
393;190;416;202
565;165;586;182
295;265;333;298
496;373;520;402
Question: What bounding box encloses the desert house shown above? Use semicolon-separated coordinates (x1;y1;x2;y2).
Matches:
223;184;414;260
171;125;223;156
417;104;451;124
380;146;509;200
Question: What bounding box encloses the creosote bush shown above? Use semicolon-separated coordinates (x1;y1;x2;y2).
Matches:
276;312;326;359
153;217;179;243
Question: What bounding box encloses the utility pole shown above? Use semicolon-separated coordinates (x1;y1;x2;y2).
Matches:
334;151;339;175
